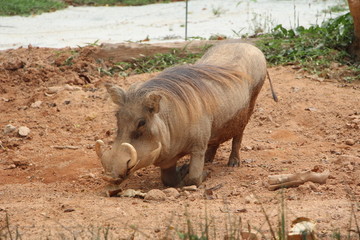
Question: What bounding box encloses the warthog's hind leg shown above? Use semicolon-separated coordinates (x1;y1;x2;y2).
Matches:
228;134;243;167
205;144;219;163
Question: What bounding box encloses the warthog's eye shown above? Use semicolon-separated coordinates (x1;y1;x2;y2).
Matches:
131;119;146;139
137;119;146;129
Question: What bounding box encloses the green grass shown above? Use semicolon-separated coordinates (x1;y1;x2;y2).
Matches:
0;0;67;16
66;0;173;6
256;12;360;81
98;46;212;77
0;0;176;16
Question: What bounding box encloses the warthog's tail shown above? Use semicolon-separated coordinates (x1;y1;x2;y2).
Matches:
267;70;278;102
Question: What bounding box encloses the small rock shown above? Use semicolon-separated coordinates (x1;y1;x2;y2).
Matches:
4;164;16;170
64;84;81;91
346;164;354;171
144;189;166;201
47;86;63;94
63;208;75;213
305;107;317;112
254;145;265;151
18;126;30;137
307;182;318;192
244;194;259;204
81;173;96;179
244;146;252;151
163;188;180;198
182;185;197;191
31;100;42;108
121;189;146;198
4;124;16;134
345;139;355;146
291;86;301;92
335;155;360;164
235;208;247;213
182;191;191;197
244;159;255;164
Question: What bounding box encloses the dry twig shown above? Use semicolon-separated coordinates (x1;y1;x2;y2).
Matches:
268;170;330;191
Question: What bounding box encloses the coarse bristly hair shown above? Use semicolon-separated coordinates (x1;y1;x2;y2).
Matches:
127;64;252;120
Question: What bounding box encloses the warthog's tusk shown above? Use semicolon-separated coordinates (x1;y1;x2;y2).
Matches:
128;141;162;174
121;142;138;168
95;140;105;158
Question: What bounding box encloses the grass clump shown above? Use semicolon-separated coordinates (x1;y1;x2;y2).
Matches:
0;0;176;16
256;12;360;81
67;0;173;6
0;0;67;16
99;46;211;77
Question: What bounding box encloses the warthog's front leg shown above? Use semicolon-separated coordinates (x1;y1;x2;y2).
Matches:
161;164;180;187
181;150;209;186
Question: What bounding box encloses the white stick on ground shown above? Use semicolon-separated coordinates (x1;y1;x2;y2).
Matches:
268;170;330;191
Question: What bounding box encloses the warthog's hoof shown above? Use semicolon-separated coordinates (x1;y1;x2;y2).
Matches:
180;169;210;187
227;156;240;167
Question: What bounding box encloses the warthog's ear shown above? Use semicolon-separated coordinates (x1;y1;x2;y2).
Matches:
105;83;126;106
144;94;162;114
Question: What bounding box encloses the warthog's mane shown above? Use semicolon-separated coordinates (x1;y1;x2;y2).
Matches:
129;64;250;120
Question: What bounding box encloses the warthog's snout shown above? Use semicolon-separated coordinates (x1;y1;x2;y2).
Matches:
95;140;162;184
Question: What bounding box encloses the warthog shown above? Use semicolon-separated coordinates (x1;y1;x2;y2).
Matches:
95;42;277;187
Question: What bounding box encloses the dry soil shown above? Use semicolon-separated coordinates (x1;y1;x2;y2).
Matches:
0;42;359;239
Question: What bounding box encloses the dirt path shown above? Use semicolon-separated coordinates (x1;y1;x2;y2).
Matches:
0;43;359;239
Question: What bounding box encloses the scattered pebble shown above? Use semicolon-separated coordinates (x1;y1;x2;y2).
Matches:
244;194;259;204
30;100;42;108
47;86;63;94
18;126;30;137
163;188;180;198
345;139;355;146
64;84;81;91
4;124;16;134
80;173;96;179
182;185;197;191
144;189;166;201
305;107;317;112
46;84;81;95
244;146;252;151
120;189;146;198
347;164;354;171
4;164;16;170
243;159;255;164
291;86;301;92
63;208;75;213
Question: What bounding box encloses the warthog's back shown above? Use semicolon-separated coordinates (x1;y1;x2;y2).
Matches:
196;42;267;88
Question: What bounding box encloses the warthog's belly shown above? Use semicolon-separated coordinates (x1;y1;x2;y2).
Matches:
208;107;250;146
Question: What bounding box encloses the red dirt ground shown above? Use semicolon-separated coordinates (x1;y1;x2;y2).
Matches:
0;42;359;239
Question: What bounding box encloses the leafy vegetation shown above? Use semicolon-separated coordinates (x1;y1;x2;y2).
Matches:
99;46;212;77
0;0;177;16
256;12;360;81
0;0;67;16
67;0;173;6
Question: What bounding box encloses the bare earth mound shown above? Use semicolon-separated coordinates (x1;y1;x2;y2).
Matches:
0;42;359;239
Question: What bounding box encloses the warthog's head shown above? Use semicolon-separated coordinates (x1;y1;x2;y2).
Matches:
95;83;163;184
